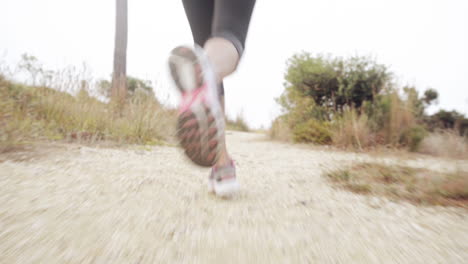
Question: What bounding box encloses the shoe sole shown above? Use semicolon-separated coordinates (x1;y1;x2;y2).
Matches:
168;46;225;167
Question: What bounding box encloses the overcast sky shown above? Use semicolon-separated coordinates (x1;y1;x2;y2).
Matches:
2;0;468;128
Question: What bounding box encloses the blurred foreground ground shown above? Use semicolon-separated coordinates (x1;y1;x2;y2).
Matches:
0;131;467;263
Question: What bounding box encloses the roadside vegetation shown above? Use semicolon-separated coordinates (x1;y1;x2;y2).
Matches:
0;54;176;153
326;163;468;208
226;112;250;132
270;52;468;159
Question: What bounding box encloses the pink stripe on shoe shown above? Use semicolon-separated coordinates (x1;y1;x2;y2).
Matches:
179;83;208;113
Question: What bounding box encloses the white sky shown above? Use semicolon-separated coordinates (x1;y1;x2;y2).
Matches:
2;0;468;128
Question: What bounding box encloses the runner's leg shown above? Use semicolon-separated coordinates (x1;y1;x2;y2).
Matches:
205;0;256;166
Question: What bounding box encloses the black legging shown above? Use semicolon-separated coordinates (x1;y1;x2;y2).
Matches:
182;0;256;95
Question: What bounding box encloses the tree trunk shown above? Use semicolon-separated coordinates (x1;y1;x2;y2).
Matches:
111;0;128;106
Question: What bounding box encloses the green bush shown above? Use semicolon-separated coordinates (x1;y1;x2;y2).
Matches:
293;119;332;144
269;51;456;156
278;53;391;118
400;125;427;152
426;110;468;136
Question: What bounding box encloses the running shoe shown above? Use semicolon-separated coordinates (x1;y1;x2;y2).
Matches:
209;160;239;197
168;45;225;167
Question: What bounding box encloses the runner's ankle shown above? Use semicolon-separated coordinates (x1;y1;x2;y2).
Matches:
215;152;231;167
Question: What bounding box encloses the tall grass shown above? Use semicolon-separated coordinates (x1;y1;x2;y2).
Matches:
0;75;176;152
418;130;468;159
331;108;372;150
381;91;417;146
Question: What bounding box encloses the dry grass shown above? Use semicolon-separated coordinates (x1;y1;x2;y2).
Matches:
330;91;423;151
383;91;417;145
326;163;468;207
0;76;176;152
225;112;250;132
269;116;293;142
418;130;468;159
270;89;428;152
331;108;372;150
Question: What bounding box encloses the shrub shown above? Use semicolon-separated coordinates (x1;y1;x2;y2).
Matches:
293;119;332;144
426;110;468;136
279;53;391;115
400;125;427;152
270;52;463;158
364;90;425;149
272;52;428;150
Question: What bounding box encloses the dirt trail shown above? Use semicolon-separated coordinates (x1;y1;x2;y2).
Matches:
1;131;467;263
